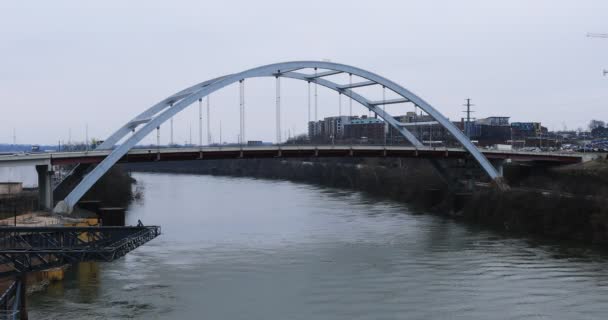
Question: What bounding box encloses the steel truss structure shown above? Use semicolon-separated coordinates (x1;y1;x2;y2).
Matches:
0;226;160;278
54;61;505;213
0;279;22;320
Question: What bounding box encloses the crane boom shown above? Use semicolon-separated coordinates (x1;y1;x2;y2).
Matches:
587;33;608;38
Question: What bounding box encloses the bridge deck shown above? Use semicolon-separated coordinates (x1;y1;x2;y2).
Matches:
0;145;585;168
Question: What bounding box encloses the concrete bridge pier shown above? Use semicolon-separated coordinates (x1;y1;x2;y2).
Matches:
36;164;54;211
491;159;506;177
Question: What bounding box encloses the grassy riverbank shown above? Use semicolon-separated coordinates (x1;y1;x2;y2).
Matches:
126;157;608;244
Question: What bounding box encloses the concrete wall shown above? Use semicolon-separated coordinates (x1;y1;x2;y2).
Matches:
0;182;23;195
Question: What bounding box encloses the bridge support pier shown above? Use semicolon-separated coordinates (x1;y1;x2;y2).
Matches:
36;165;54;211
18;274;27;320
491;159;506;177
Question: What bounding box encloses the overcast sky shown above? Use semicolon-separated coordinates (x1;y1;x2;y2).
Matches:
1;0;607;145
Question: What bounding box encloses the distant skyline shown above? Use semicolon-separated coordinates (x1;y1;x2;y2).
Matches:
1;0;607;145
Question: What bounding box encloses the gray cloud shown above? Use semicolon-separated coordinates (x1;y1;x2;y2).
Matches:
1;0;607;145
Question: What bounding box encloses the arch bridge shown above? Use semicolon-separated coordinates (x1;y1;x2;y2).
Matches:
50;61;507;213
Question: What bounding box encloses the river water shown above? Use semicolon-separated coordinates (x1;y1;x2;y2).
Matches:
28;173;608;319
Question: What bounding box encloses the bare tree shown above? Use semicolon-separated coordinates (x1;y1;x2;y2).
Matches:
588;120;606;131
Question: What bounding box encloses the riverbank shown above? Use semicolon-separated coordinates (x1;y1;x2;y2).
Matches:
0;165;138;310
126;157;608;244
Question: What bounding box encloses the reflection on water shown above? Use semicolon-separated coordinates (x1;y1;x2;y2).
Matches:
29;173;608;319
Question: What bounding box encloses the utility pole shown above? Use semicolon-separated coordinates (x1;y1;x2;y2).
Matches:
12;128;16;146
462;98;475;138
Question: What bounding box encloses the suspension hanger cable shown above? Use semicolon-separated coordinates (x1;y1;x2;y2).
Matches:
156;126;160;160
348;73;353;118
338;92;342;117
198;98;202;148
237;80;247;145
276;75;282;144
307;81;311;124
383;86;387;145
169;103;174;146
314;68;318;122
207;95;211;145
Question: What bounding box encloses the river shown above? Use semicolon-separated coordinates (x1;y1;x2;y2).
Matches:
28;173;608;319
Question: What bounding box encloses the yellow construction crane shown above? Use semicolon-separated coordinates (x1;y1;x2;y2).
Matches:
587;33;608;75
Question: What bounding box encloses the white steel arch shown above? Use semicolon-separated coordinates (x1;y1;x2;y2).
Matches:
54;61;503;213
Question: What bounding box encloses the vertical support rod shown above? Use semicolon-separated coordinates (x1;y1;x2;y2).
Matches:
276;76;281;144
198;98;203;148
170;118;173;146
206;96;211;145
383;86;387;145
239;80;245;145
314;68;318;122
338;92;342;117
307;81;311;124
169;103;174;146
156;126;160;160
348;73;353;118
429;123;432;147
242;83;245;144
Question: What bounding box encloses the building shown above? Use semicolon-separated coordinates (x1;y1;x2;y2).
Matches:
389;112;451;146
308;117;343;143
343;116;386;144
309;115;387;144
475;116;509;126
591;126;608;138
308;120;325;142
247;140;264;146
456;116;512;147
322;116;351;141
